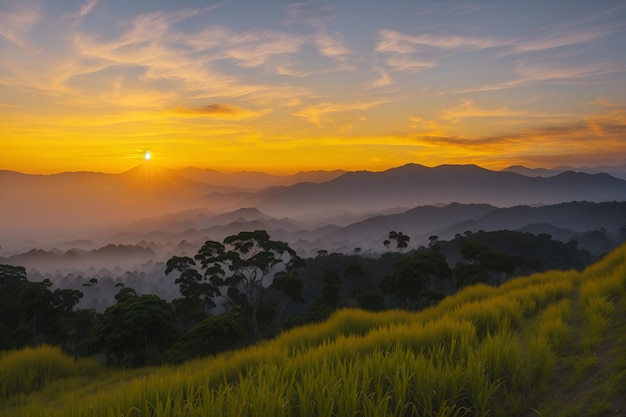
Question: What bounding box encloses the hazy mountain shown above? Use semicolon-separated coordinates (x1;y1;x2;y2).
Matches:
1;244;156;273
248;164;626;217
107;207;306;250
516;223;579;242
3;163;626;249
429;201;626;244
325;203;496;243
470;201;626;232
0;164;228;242
504;162;626;180
176;167;345;190
501;165;560;177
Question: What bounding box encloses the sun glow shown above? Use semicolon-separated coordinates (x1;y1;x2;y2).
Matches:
144;151;151;161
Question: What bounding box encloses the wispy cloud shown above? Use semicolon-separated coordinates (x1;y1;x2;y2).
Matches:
170;103;259;119
440;99;562;121
0;3;40;45
285;0;338;29
376;30;503;54
77;0;97;18
510;7;625;54
183;26;306;67
416;107;626;159
315;32;351;60
368;67;392;88
383;55;437;72
456;61;623;93
69;12;313;109
296;99;391;125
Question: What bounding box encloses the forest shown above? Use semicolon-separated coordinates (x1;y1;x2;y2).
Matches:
1;238;625;416
0;228;603;367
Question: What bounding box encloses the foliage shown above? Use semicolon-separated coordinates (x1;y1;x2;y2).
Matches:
454;239;519;287
82;293;176;366
2;243;626;417
163;313;245;363
0;265;84;350
388;230;411;251
449;230;594;272
166;230;304;340
380;249;451;308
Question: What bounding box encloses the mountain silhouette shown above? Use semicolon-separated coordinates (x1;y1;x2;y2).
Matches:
248;164;626;216
3;163;626;245
177;167;345;191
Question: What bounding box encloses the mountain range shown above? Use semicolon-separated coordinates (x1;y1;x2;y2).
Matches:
2;162;626;248
3;201;625;273
503;163;626;180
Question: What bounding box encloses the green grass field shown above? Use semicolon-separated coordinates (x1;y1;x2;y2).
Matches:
2;243;626;417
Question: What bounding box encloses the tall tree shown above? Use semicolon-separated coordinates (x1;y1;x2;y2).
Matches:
165;253;222;324
166;230;304;340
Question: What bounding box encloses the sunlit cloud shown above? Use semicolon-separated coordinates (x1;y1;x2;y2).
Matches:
315;32;351;60
368;68;392;88
0;3;41;45
440;99;558;121
170;103;260;119
296;99;391;125
376;30;503;54
69;14;310;109
383;55;436;72
197;28;306;68
416;110;626;156
77;0;97;18
456;61;624;93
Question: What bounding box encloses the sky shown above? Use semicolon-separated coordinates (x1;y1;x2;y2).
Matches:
1;0;626;174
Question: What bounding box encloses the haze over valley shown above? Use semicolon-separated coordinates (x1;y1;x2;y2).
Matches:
3;162;625;287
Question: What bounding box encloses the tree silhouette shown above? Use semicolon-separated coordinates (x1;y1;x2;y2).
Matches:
166;230;304;340
428;235;440;249
166;253;221;324
388;231;410;251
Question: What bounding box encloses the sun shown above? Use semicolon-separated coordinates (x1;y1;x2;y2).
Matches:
144;150;151;161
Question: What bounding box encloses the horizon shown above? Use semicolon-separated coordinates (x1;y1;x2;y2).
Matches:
5;158;626;177
1;1;626;175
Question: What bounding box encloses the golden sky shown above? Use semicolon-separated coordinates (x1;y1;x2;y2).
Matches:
1;0;626;174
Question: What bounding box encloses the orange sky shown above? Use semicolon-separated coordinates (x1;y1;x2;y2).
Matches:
1;1;626;174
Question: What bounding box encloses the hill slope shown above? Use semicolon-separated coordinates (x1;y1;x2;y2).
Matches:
2;244;626;417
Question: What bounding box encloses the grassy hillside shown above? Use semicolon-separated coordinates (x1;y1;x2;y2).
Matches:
2;243;626;417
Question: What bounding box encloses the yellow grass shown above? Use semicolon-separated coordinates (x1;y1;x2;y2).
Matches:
3;243;626;417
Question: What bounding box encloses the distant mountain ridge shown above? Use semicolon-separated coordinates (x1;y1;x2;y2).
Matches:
176;167;346;191
247;164;626;216
5;202;625;270
2;162;626;245
503;162;626;180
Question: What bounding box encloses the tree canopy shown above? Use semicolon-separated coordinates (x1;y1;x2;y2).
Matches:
166;230;304;340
